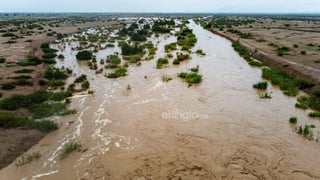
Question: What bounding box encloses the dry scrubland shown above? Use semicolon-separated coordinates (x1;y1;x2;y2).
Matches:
199;15;320;88
0;14;120;169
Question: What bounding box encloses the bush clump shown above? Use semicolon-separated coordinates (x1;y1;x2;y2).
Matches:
60;142;83;159
44;66;68;80
178;72;202;84
289;117;297;124
0;111;58;132
253;81;268;90
76;50;92;60
156;58;169;69
106;67;127;78
1;83;15;90
0;57;6;63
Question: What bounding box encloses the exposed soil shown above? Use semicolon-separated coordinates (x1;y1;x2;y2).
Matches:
0;128;45;169
209;18;320;89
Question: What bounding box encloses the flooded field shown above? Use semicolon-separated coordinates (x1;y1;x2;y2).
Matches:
1;20;320;180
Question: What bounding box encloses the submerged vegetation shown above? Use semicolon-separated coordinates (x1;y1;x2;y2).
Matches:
60;142;83;159
106;67;127;78
156;58;169;69
253;81;268;90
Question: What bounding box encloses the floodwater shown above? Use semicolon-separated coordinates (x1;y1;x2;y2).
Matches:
1;20;320;180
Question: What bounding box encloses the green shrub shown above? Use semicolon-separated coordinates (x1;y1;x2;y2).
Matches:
253;82;268;90
191;65;199;73
14;69;34;73
165;43;177;52
173;59;180;65
30;102;76;119
42;53;57;59
289;117;297;124
106;55;121;64
308;90;320;111
40;43;50;49
28;119;58;132
81;80;90;90
232;41;251;61
0;90;70;111
0;111;58;132
42;59;56;64
121;43;143;56
195;49;206;56
76;50;92;60
1;83;15;90
156;58;169;69
0;57;6;63
0;111;22;128
249;60;264;67
58;54;65;59
2;32;15;37
105;64;119;69
15;152;41;166
49;79;65;87
259;93;272;99
178;72;202;84
262;68;298;96
17;56;42;66
74;74;87;83
106;67;127;78
60;142;82;159
44;66;68;80
308;112;320;118
162;75;172;82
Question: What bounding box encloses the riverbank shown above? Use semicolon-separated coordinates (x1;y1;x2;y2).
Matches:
0;16;119;170
210;29;320;91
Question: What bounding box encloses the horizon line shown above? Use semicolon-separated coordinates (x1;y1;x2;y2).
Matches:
0;12;320;15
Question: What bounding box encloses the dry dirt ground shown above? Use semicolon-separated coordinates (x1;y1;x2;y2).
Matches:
211;17;320;87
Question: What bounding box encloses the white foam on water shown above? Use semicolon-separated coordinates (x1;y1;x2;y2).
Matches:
31;170;59;180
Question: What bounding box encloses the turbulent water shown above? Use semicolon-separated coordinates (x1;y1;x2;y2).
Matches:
1;21;320;180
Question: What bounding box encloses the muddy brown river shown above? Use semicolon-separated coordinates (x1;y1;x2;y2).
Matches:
1;20;320;180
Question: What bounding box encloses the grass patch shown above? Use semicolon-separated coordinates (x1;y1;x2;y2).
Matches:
162;75;172;82
262;68;299;96
30;102;76;119
156;58;169;69
0;57;6;63
1;83;15;90
76;50;92;60
178;72;202;84
232;41;251;61
195;49;206;56
190;65;199;73
289;117;297;124
165;43;177;52
253;81;268;90
296;124;314;140
14;69;34;73
60;142;83;159
249;60;264;67
106;67;127;78
0;90;71;111
308;112;320;118
17;56;42;66
15;152;41;166
0;111;58;132
259;93;272;99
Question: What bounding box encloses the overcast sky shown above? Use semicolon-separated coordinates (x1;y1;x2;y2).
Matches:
0;0;319;13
